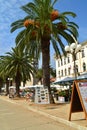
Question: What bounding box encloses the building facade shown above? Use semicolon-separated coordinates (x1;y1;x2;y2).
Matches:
55;41;87;81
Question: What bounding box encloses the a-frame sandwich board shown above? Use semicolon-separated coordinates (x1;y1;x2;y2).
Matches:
69;80;87;121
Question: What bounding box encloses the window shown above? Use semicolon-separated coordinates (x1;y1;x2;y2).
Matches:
73;65;78;73
68;67;71;75
67;57;70;63
65;68;67;76
58;71;60;77
64;57;66;65
76;65;78;73
61;70;63;76
61;59;63;66
83;62;86;71
82;49;85;58
58;60;60;67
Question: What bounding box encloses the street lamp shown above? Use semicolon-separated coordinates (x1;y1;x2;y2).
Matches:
65;43;81;79
8;78;13;86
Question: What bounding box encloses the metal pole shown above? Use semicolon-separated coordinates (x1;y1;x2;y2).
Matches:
73;53;77;79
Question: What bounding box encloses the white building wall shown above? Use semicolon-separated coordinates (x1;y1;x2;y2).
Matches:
55;41;87;81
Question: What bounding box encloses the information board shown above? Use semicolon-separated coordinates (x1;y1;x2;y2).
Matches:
69;80;87;121
35;87;50;104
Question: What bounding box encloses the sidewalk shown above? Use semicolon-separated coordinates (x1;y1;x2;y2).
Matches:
0;96;87;130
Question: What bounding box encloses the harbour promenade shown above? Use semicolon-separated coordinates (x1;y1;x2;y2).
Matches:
0;96;87;130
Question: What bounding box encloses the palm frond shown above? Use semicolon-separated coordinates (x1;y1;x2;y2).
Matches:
11;19;24;27
58;30;75;45
15;29;26;44
61;12;77;18
51;37;61;57
57;38;66;56
66;27;79;40
21;2;38;16
11;24;24;33
51;0;58;7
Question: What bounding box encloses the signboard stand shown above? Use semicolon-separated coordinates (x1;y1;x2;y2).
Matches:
69;80;87;121
35;87;50;104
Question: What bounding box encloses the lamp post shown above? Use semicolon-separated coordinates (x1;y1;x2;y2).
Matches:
65;43;81;79
65;42;81;101
8;78;13;86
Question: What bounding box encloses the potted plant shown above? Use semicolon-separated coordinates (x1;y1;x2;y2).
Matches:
58;90;66;102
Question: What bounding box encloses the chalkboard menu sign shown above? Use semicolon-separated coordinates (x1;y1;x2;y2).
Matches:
69;80;87;121
35;87;50;104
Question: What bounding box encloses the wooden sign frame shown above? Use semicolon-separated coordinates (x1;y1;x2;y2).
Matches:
69;80;87;121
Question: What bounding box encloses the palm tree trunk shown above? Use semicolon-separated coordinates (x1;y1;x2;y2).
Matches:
0;78;3;93
6;78;9;95
15;70;21;97
41;39;54;104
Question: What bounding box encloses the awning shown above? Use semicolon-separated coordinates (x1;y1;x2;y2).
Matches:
77;73;87;80
53;77;75;85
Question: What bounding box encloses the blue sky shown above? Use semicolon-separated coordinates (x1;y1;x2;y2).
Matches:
0;0;87;67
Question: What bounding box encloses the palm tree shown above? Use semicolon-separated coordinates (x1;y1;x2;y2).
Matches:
10;0;79;103
0;47;35;96
50;67;56;78
35;67;56;85
35;68;43;84
0;77;4;93
0;58;9;95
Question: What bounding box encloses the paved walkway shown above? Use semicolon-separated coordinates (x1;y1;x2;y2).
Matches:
0;96;87;130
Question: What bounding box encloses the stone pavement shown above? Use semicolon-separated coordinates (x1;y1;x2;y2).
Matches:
0;96;87;130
